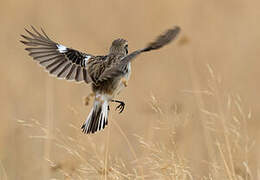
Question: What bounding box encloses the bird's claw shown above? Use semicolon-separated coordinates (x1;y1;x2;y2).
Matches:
115;102;125;113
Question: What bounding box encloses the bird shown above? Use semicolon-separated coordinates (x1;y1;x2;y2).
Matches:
20;25;180;134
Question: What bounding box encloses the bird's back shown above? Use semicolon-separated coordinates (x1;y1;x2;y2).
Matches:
88;53;131;97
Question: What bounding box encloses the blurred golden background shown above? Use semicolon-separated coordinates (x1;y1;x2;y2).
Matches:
0;0;260;179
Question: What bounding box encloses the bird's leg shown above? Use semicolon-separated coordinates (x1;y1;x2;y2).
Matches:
83;92;95;106
111;100;125;113
121;77;128;87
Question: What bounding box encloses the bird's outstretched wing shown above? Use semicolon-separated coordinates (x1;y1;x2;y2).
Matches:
97;26;181;82
20;26;92;83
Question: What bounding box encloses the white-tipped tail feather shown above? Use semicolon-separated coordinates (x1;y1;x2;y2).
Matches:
81;95;109;134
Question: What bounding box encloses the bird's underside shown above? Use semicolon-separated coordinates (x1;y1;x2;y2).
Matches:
21;25;180;134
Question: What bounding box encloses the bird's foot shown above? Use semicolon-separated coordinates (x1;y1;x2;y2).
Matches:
116;102;125;113
83;92;94;106
122;78;128;87
112;100;125;113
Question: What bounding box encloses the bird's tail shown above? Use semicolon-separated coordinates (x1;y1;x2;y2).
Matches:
81;96;109;134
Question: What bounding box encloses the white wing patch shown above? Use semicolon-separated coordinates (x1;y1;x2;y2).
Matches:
57;44;67;53
84;55;91;67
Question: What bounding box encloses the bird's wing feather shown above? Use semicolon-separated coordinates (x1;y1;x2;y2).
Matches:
21;26;93;83
97;26;181;82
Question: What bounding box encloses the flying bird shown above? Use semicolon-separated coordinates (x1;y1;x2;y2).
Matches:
20;26;180;134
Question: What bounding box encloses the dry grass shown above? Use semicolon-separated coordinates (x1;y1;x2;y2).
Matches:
0;160;8;180
16;65;255;179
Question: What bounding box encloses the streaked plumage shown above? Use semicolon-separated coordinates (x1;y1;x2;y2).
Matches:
21;26;180;134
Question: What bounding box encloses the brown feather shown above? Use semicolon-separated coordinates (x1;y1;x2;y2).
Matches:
21;26;93;83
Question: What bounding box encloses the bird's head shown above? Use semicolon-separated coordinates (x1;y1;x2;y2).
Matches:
109;38;128;56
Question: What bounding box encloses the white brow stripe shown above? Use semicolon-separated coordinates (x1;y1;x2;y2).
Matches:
57;44;67;53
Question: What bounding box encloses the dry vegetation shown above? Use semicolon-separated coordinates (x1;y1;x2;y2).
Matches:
16;65;255;180
1;0;260;179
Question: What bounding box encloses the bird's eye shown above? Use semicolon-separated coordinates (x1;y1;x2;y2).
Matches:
124;44;128;54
